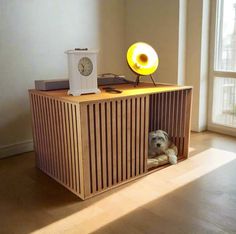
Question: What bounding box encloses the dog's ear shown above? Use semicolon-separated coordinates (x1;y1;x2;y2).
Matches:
162;131;169;141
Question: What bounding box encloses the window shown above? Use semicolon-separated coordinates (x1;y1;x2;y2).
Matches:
211;0;236;129
215;0;236;72
213;77;236;127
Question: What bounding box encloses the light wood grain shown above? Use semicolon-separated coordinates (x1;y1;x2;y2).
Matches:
106;102;112;187
126;99;131;180
80;104;91;199
100;102;108;189
95;104;102;191
122;100;127;181
117;100;122;183
29;83;192;104
29;83;192;199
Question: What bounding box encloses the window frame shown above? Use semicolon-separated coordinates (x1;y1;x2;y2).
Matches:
208;0;236;136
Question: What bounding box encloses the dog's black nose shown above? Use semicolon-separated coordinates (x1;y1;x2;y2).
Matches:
156;143;161;147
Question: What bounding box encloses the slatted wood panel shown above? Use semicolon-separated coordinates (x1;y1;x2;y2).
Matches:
149;89;192;159
80;96;149;198
29;93;84;198
29;85;192;200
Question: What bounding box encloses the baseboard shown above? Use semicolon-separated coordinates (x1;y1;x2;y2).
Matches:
0;140;34;159
208;125;236;137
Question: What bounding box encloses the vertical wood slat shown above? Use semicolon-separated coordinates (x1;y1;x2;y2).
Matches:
88;104;97;193
144;96;149;172
135;98;140;176
80;104;91;198
68;104;75;190
100;102;107;189
178;90;184;157
29;95;37;166
57;101;66;185
126;99;131;180
61;102;69;189
153;94;157;130
167;91;172;140
106;102;112;187
54;101;61;182
39;96;49;173
46;98;52;176
171;92;175;138
160;92;163;130
38;95;46;169
139;97;145;174
30;95;39;167
122;100;127;181
95;104;102;191
174;91;178;142
30;94;41;168
35;96;43;170
72;104;80;192
131;99;136;178
51;99;58;178
65;102;72;188
149;95;153;131
117;100;122;183
183;89;193;157
111;101;117;185
75;103;83;195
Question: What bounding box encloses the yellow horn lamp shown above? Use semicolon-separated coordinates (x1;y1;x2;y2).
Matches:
127;42;159;86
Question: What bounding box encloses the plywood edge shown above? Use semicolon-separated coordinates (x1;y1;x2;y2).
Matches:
75;103;85;197
184;88;193;158
28;84;193;105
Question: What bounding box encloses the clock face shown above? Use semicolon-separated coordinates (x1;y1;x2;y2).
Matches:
78;57;93;76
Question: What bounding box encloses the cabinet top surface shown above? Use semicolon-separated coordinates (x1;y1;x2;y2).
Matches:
29;83;192;104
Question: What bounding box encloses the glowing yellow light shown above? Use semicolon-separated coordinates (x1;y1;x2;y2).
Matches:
127;42;159;76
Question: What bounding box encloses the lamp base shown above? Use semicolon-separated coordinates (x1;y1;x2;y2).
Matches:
135;74;157;87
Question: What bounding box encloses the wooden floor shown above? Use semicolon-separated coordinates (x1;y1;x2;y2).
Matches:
1;131;236;234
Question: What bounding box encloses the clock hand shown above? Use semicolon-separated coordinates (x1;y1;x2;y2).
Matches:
81;64;84;72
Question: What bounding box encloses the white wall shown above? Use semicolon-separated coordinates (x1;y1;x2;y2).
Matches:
0;0;126;157
178;0;187;85
125;0;210;132
185;0;210;132
0;0;211;157
125;0;180;84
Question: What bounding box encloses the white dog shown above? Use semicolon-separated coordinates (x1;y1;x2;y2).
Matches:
148;130;178;169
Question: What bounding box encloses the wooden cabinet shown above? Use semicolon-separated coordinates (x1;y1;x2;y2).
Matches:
29;83;192;200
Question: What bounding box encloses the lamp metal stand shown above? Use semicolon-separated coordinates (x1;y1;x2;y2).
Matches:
135;74;157;87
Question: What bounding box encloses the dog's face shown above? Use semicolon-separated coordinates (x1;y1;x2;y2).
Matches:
149;130;169;152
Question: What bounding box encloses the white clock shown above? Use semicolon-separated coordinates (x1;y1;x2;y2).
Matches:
65;49;100;96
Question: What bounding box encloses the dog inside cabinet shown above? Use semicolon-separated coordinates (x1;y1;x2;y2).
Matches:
147;130;178;170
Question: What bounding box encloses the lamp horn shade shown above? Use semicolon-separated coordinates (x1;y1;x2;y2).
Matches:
127;42;159;76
